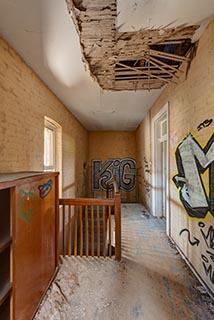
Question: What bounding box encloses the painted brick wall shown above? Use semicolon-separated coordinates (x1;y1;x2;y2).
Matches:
136;113;152;209
0;37;88;198
88;131;137;202
136;21;214;296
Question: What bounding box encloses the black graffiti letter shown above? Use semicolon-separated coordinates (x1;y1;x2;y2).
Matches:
119;158;136;192
92;159;113;191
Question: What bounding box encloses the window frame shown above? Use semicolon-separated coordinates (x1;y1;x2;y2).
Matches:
44;120;57;172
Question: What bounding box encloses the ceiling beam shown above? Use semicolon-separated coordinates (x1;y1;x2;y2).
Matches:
115;69;177;76
149;49;190;62
117;62;175;84
146;55;184;74
144;55;179;79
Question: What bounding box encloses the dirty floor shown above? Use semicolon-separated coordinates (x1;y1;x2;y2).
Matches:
35;204;213;320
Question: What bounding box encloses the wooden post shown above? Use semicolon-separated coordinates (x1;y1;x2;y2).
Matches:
108;206;112;258
85;206;89;257
55;174;59;265
80;206;83;257
91;206;94;257
114;192;121;261
62;205;65;257
74;206;77;256
97;206;100;257
103;206;106;258
68;205;71;256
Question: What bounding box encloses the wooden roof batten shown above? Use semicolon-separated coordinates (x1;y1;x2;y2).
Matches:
66;0;199;91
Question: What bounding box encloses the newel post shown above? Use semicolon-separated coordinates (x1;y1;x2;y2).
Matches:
114;192;121;260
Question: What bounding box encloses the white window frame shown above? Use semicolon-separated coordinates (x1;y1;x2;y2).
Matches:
44;121;56;172
44;116;62;197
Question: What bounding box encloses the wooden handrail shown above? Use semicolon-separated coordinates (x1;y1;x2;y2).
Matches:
59;198;114;206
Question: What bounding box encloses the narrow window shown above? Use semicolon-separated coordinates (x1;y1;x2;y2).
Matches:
44;116;62;196
44;120;56;171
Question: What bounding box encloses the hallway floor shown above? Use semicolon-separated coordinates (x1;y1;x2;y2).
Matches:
35;204;213;320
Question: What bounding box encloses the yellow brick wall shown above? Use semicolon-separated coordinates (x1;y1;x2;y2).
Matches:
136;21;214;296
136;113;152;209
0;37;88;198
88;131;137;202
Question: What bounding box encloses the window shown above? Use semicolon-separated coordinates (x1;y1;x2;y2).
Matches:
44;116;62;196
44;121;56;171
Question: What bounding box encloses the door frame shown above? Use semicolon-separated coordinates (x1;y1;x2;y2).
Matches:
151;102;170;236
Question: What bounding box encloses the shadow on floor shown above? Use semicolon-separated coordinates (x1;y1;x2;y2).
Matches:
35;204;213;320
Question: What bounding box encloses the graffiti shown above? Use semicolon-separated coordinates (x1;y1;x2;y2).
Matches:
199;222;214;284
179;222;214;285
18;187;39;223
144;157;151;173
92;158;136;191
38;179;53;198
143;157;151;194
202;253;214;284
173;132;214;219
197;119;213;131
179;229;200;246
199;222;214;250
175;133;214;288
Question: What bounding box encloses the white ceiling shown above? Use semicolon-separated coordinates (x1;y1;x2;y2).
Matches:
117;0;214;35
0;0;213;131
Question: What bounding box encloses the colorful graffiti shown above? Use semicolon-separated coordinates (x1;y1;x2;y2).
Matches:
38;179;53;198
92;158;136;191
18;187;39;223
173;132;214;219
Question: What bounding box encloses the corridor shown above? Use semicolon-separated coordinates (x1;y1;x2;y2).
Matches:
35;204;213;320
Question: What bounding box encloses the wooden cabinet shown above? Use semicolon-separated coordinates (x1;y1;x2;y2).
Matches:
0;172;59;320
0;188;11;320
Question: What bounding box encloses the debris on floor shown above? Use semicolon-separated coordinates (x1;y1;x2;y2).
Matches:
196;285;208;295
35;204;214;320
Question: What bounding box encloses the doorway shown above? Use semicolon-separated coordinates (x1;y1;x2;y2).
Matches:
152;103;170;235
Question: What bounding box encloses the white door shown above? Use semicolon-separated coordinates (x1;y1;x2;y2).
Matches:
152;104;169;235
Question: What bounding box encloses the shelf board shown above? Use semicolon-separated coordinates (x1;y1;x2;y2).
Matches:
0;282;12;306
0;237;11;254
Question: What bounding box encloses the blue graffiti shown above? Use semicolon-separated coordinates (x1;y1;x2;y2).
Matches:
38;179;53;198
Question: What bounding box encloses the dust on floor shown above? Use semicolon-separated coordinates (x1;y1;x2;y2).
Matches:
34;204;213;320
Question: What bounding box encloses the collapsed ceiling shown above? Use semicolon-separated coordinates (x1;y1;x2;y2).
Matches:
66;0;198;91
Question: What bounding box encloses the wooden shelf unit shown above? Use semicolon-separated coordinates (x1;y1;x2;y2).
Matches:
0;296;10;320
0;187;11;320
0;172;59;320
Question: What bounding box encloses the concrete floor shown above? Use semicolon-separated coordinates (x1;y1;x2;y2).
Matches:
35;204;213;320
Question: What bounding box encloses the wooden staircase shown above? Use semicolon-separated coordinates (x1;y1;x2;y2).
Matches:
59;188;121;260
77;206;115;257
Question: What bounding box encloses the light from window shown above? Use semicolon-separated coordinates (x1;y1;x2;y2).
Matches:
44;125;55;171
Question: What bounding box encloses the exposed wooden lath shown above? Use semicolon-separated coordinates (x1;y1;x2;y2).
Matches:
66;0;198;91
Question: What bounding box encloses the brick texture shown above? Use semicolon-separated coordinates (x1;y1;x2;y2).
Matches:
136;20;214;296
0;37;88;198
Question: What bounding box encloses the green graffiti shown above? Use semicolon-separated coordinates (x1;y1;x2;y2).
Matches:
18;187;39;223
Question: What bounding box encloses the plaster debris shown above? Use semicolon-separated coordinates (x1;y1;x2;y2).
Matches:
66;0;198;91
35;204;213;320
196;285;208;295
209;303;214;314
